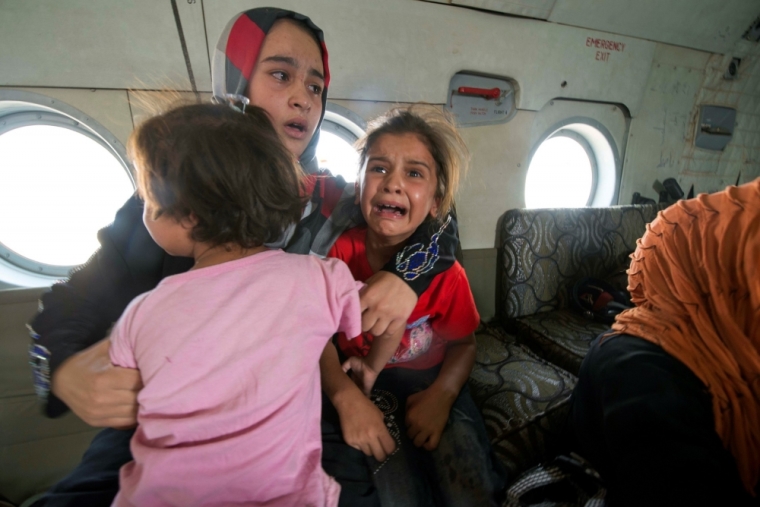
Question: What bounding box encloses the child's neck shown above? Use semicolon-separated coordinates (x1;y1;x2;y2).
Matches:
191;243;268;271
364;228;414;273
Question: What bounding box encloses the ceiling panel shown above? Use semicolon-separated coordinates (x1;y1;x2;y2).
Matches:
423;0;557;20
0;0;209;91
549;0;760;54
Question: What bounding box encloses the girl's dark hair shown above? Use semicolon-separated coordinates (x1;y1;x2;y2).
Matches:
128;102;305;249
355;104;469;221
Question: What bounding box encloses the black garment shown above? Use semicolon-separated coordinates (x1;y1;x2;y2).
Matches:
31;428;134;507
568;334;758;506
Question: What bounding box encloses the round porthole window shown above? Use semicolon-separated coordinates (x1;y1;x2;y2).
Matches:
0;91;133;287
317;103;365;182
525;132;595;208
524;122;618;209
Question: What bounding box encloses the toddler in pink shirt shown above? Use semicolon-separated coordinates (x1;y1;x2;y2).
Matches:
108;103;361;506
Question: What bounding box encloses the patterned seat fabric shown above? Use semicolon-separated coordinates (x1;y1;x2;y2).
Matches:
515;310;609;375
496;205;662;373
469;326;577;480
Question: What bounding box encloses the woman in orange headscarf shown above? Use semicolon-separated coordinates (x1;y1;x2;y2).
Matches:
569;179;760;506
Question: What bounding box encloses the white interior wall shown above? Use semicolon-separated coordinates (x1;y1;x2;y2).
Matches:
455;113;535;319
204;0;655;114
423;0;758;56
621;41;760;203
1;0;657;113
549;0;758;55
0;1;210;91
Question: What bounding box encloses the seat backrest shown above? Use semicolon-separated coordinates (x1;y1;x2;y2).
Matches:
496;204;662;325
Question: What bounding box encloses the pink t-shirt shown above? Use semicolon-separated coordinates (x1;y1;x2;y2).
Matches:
109;249;361;507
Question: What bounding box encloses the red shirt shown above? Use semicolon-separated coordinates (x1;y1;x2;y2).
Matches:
328;226;480;370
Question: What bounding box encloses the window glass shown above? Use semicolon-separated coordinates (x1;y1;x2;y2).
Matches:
316;130;360;182
0;125;134;267
524;136;593;208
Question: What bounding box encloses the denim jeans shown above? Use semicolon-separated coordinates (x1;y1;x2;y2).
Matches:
367;366;506;507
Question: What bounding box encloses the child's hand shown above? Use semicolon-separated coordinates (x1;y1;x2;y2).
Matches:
335;389;396;461
405;383;456;451
341;356;380;396
360;271;417;339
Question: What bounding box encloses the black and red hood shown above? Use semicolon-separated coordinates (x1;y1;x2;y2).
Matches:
212;8;330;173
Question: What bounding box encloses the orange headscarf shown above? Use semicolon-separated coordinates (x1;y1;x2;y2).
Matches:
611;179;760;495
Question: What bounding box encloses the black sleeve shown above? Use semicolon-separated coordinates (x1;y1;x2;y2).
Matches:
28;194;185;417
380;212;459;297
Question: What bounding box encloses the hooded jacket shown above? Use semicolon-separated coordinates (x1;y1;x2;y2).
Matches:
29;7;458;417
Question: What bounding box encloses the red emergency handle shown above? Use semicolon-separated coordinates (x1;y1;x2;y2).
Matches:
457;86;501;100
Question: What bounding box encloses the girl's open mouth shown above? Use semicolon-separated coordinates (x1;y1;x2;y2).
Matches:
374;204;407;216
284;121;307;138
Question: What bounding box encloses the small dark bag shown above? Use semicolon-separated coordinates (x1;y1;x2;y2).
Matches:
571;277;632;325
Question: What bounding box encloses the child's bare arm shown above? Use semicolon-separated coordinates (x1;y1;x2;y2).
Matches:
405;333;476;450
320;342;396;461
342;325;404;395
429;332;476;396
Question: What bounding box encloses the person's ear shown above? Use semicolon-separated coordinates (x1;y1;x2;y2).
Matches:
354;180;361;205
179;214;198;230
429;197;440;219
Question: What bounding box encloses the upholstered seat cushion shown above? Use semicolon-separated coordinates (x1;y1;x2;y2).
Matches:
469;326;577;481
514;309;610;375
